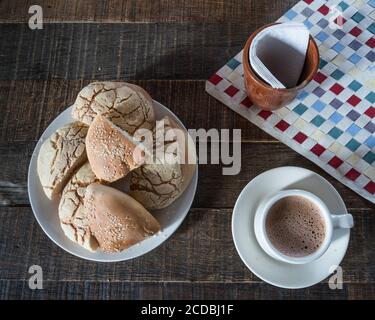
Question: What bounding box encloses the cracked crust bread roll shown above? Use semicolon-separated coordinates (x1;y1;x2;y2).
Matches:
84;183;161;252
71;81;155;135
129;116;197;209
59;162;100;251
37;121;88;199
86;115;146;183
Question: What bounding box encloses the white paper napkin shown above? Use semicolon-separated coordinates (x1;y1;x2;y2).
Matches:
249;22;310;89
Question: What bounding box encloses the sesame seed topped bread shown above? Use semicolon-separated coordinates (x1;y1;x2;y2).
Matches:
37;121;88;199
59;162;100;251
86;115;146;183
129;116;197;209
84;184;161;252
71;82;155;135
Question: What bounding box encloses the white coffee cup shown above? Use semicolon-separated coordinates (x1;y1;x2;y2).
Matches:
254;189;354;264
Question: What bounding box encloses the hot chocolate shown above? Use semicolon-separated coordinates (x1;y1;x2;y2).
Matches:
265;196;326;257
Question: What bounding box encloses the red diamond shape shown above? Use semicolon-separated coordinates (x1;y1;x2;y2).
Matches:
366;37;375;49
364;181;375;194
314;72;327;84
293;132;307;144
334;16;346;26
304;0;314;4
318;5;330;15
347;95;361;107
241;97;252;108
345;168;360;181
258;110;272;120
330;83;344;95
311;144;326;156
328;156;343;169
224;85;239;97
365;107;375;118
275;120;290;132
208;74;223;85
350;27;362;37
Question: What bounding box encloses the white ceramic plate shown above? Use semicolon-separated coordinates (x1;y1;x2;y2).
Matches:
28;101;198;262
232;166;350;289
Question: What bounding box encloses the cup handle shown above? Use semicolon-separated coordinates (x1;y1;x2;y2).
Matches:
331;214;354;229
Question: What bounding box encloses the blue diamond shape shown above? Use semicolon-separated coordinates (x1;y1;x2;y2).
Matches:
329;112;344;124
332;42;345;53
319;58;328;69
227;58;241;70
317;18;329;29
338;1;349;11
293;103;308;115
365;136;375;148
285;9;298;20
311;115;326;127
312;100;326;112
304;20;313;29
363;151;375;164
297;90;309;101
302;7;314;17
365;92;375;104
352;12;365;23
349;53;362;64
316;31;329;42
328;127;343;139
366;51;375;63
346;139;361;151
333;29;346;40
346;123;361;136
349;39;362;51
331;69;344;80
348;80;362;92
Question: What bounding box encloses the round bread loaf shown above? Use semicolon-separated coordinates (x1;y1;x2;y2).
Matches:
85;115;145;183
59;162;100;251
129;116;196;209
37;121;88;199
71;82;155;135
84;184;161;252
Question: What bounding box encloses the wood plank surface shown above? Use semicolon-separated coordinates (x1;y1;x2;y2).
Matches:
0;0;297;23
1;141;373;208
1;281;374;300
0;23;269;80
0;207;374;281
0;80;273;143
0;0;374;300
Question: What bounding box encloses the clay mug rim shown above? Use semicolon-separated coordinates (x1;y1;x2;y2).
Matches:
243;22;319;92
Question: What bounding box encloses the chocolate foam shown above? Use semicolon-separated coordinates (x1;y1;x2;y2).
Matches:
265;196;326;257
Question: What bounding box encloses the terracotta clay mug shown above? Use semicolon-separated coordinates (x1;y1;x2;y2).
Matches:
243;23;319;111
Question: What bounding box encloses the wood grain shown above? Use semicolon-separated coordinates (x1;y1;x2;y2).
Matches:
0;80;273;143
1;281;374;299
0;0;374;300
0;0;297;23
0;22;264;80
0;207;374;300
1;142;373;208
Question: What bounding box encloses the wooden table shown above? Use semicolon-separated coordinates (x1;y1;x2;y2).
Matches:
0;0;374;300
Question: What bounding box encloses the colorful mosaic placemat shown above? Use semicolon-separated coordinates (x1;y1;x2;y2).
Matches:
206;0;375;203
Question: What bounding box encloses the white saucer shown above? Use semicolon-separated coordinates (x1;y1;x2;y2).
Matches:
232;166;350;289
28;101;198;262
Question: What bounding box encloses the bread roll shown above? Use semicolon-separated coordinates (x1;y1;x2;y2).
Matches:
129;116;196;209
84;184;161;252
71;82;155;135
59;162;100;251
37;122;88;199
86;115;145;183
